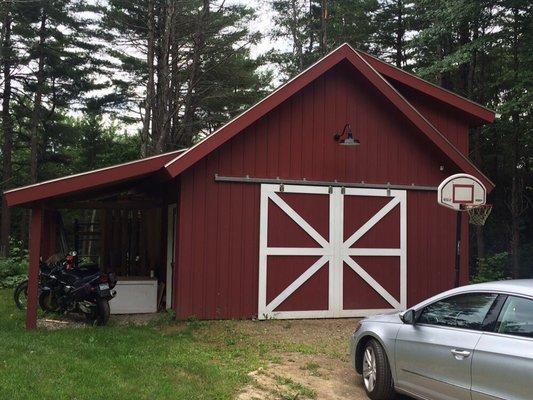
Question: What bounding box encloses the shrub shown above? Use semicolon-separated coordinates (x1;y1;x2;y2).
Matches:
0;239;29;288
471;252;509;284
0;274;27;289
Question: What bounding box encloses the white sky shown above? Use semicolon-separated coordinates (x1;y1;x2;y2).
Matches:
226;0;291;58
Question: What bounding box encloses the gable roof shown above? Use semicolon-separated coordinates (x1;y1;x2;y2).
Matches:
358;51;495;125
164;44;494;190
4;149;186;207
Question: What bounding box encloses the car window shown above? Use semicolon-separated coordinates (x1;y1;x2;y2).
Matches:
495;296;533;338
418;293;497;330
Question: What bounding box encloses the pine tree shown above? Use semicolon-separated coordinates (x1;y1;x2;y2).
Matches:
0;0;13;256
102;0;269;155
373;0;415;68
268;0;378;79
13;0;107;182
490;0;532;277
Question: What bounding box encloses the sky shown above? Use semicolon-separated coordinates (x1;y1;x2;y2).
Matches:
225;0;291;58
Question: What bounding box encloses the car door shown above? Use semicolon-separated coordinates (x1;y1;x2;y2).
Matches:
395;292;498;400
472;295;533;400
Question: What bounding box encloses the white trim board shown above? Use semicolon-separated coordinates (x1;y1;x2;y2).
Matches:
258;184;407;320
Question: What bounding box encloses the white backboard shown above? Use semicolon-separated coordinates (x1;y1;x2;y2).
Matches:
437;174;486;210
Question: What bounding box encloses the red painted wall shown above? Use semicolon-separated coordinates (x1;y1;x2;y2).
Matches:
390;80;471;154
174;61;470;319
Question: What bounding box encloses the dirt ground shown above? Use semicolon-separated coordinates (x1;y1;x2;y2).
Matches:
236;351;367;400
234;319;411;400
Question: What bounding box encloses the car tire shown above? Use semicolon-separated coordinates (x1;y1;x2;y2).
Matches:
362;339;395;400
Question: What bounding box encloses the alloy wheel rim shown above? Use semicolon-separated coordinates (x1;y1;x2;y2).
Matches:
363;347;377;392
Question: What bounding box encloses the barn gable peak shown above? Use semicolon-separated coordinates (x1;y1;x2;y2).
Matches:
164;44;494;190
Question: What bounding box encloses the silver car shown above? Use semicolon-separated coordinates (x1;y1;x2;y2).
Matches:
349;280;533;400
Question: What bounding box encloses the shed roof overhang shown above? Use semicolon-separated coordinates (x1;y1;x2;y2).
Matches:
4;149;186;208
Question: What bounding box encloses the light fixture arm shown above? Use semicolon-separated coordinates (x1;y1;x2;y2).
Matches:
333;124;360;146
334;124;352;141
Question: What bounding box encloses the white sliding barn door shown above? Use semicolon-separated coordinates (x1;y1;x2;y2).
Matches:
258;184;406;319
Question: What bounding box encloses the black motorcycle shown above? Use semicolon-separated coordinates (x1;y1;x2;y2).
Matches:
38;253;117;325
13;260;61;310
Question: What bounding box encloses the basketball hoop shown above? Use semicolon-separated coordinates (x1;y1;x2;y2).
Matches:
464;204;493;226
437;173;490;288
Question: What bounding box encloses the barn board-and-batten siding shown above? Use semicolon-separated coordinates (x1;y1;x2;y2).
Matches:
174;62;470;320
397;84;470;154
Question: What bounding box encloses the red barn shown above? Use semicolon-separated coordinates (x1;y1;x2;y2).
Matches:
4;44;495;328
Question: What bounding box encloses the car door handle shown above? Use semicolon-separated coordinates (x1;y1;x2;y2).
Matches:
451;349;471;359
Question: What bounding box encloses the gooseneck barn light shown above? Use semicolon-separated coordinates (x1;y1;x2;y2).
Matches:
333;124;360;146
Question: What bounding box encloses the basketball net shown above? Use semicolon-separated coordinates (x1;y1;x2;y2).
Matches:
463;204;493;226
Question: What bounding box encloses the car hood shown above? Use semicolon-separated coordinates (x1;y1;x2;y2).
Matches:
363;311;402;324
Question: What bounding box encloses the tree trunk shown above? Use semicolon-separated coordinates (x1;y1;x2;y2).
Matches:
169;14;181;147
468;14;486;261
176;0;209;147
394;0;404;68
141;0;155;158
508;7;523;279
29;8;47;183
0;2;13;256
151;1;163;153
154;0;175;154
320;0;328;55
291;0;303;71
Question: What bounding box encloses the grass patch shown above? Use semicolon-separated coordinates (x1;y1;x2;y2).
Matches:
274;375;317;399
301;361;321;376
0;289;263;400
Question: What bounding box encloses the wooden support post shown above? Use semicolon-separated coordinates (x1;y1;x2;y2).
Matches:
26;207;42;330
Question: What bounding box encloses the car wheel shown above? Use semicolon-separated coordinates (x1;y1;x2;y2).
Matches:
362;339;395;400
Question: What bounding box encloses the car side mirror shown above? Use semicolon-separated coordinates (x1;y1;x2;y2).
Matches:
400;309;416;325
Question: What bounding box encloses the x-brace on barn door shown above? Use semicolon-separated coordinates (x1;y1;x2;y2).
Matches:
258;184;407;319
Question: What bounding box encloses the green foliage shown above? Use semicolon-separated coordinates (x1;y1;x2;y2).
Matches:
0;240;28;288
471;253;509;284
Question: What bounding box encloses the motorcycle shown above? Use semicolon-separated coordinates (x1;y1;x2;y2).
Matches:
13;259;62;310
38;252;118;326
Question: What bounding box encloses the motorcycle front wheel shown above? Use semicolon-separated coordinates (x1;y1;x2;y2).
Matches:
39;290;59;312
14;280;28;310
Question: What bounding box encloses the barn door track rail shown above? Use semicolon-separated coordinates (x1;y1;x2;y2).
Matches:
215;174;436;192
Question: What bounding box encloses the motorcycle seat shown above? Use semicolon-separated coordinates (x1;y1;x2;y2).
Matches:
62;270;100;286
